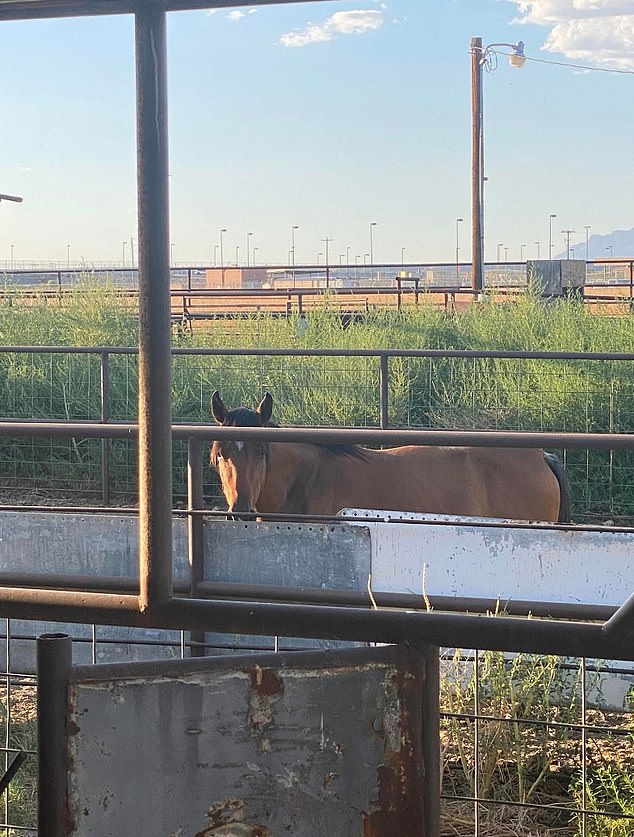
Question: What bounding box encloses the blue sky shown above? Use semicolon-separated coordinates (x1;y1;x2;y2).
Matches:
1;0;633;266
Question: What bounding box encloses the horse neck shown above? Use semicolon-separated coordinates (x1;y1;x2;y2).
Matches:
257;442;320;514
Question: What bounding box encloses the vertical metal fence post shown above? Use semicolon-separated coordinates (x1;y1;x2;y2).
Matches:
135;3;173;610
100;350;110;505
420;644;441;836
37;633;72;837
187;438;205;657
379;353;389;429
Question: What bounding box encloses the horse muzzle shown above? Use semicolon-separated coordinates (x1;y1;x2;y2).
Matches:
227;506;257;522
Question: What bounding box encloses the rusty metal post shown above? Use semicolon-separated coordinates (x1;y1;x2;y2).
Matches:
187;437;206;657
37;633;72;837
420;644;441;836
135;3;173;610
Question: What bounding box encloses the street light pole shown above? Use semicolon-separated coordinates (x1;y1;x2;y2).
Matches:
219;228;227;287
291;225;299;286
585;225;590;261
471;36;525;293
497;243;503;262
369;221;377;277
246;231;253;267
549;214;557;260
455;218;463;279
535;241;541;259
520;243;526;261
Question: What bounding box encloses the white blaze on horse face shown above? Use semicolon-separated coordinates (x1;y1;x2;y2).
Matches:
217;443;266;515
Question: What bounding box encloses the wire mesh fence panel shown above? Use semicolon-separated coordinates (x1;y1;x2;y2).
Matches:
440;649;634;837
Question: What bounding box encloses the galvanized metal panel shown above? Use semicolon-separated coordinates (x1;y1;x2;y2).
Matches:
66;646;425;836
341;510;634;607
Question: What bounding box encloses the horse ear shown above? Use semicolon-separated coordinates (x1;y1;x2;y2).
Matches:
210;391;227;424
257;392;273;424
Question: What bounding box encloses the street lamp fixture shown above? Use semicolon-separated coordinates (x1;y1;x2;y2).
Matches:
471;37;526;292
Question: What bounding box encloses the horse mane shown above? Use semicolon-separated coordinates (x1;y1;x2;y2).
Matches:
220;408;368;461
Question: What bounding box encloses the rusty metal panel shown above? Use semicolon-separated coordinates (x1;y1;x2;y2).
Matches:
66;646;425;836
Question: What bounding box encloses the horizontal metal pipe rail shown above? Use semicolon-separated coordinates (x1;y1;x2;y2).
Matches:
1;419;634;451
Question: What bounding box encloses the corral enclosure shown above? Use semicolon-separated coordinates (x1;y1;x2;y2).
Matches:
1;0;634;834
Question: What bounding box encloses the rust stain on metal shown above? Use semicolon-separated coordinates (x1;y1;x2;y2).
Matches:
192;797;270;836
362;667;422;836
247;665;284;698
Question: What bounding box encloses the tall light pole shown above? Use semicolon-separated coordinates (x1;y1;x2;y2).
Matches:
535;241;541;259
235;244;240;265
321;237;332;266
549;214;557;260
252;247;259;264
291;225;299;286
471;36;526;293
67;244;70;269
246;231;253;267
122;241;127;267
496;243;503;262
219;228;227;287
10;244;14;270
369;221;377;273
401;246;406;266
585;225;591;261
455;218;463;279
520;243;526;261
219;228;226;267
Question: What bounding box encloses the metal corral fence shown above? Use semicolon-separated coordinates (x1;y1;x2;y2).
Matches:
2;345;634;522
2;420;634;834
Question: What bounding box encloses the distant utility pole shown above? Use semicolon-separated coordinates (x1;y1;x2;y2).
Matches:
561;229;576;260
321;237;333;266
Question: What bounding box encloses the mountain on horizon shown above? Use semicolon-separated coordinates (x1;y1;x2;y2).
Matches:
555;227;634;260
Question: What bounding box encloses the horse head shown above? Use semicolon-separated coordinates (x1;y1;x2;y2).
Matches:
210;391;273;519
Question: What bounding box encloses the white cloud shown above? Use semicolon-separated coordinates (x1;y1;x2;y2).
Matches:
280;9;384;48
228;10;245;21
508;0;634;69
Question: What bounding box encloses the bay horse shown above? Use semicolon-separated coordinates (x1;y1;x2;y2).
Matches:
210;391;571;523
